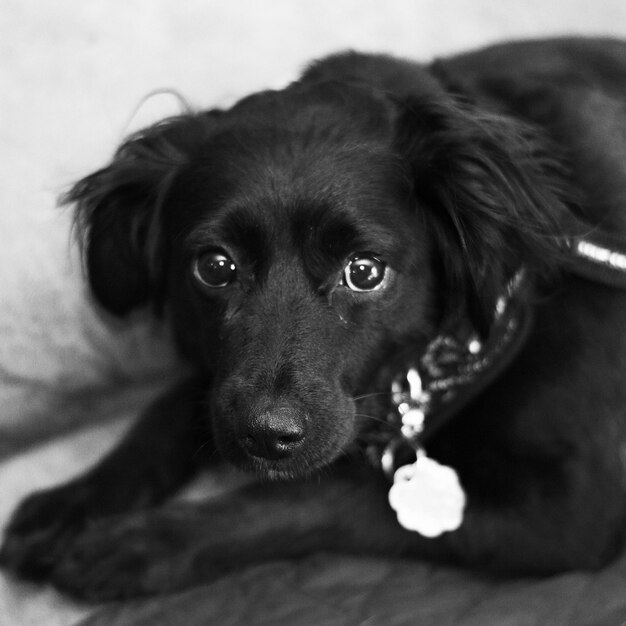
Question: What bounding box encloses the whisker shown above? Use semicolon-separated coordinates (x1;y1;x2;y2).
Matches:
354;412;389;426
354;414;403;440
352;391;393;402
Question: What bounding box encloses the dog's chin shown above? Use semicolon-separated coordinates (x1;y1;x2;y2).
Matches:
246;460;315;482
222;445;342;481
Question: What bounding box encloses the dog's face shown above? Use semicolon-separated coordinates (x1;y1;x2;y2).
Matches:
163;85;435;478
69;64;567;479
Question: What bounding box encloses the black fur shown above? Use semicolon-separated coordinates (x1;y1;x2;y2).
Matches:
2;37;626;601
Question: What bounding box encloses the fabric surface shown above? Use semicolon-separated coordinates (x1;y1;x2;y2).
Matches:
83;553;626;626
2;1;626;624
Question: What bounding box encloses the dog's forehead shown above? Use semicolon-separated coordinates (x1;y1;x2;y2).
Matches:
188;145;410;263
227;79;395;133
180;90;413;261
207;79;399;191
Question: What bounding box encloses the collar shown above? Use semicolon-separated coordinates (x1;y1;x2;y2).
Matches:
570;234;626;290
367;270;532;479
367;233;626;479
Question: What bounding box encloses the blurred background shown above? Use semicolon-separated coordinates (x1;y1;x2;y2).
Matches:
1;0;626;440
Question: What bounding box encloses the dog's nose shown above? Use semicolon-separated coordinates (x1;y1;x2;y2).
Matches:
239;407;306;460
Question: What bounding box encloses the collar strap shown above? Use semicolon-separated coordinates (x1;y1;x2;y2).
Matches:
570;235;626;290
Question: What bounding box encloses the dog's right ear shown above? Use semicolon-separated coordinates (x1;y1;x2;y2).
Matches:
64;114;214;316
394;95;569;336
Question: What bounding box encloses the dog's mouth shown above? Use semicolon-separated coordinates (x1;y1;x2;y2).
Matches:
223;420;354;480
237;456;326;481
220;441;347;481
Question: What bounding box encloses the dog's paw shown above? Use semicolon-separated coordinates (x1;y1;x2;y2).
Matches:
0;482;96;581
51;511;210;601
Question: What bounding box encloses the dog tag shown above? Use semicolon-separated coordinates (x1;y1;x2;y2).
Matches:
388;455;465;537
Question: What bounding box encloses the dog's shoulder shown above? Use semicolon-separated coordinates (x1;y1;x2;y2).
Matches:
300;38;626;99
434;37;626;234
434;37;626;88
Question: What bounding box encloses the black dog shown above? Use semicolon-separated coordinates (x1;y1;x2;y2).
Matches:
2;37;626;601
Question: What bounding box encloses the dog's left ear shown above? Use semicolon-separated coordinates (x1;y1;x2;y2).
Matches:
396;96;569;335
64;113;215;316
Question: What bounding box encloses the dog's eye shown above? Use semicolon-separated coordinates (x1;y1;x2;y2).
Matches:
343;255;387;292
193;251;237;288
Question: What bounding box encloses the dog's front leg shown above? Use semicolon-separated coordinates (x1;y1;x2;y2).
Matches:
0;378;214;581
47;461;433;601
47;438;626;602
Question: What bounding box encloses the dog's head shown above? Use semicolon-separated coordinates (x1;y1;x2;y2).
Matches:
67;54;567;479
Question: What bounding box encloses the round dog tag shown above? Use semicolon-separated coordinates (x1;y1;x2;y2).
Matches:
388;455;466;537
